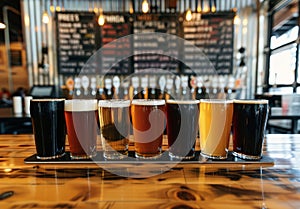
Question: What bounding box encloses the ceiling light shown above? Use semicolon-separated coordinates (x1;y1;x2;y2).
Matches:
142;0;149;13
98;9;105;26
42;11;49;24
0;22;6;29
186;9;192;21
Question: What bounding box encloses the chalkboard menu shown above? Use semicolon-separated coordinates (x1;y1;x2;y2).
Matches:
133;14;180;73
56;12;99;75
182;12;234;75
100;13;132;74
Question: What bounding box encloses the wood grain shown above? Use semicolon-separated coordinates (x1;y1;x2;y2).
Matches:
0;134;299;208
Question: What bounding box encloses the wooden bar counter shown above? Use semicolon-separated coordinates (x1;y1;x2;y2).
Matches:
0;134;299;208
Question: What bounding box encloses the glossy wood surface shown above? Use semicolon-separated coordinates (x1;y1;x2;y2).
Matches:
0;134;299;208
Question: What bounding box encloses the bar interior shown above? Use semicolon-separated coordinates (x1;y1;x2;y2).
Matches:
0;0;299;208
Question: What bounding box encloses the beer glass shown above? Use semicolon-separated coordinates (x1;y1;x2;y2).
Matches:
64;99;98;159
166;100;199;159
98;99;131;159
232;100;269;160
199;99;233;159
30;99;66;159
131;99;166;159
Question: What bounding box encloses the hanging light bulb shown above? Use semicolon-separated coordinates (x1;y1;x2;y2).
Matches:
142;0;149;13
98;9;105;26
234;15;240;25
203;1;210;13
50;5;55;13
211;5;216;12
0;22;6;29
130;7;134;14
197;5;202;13
42;11;49;24
56;6;61;12
186;9;192;21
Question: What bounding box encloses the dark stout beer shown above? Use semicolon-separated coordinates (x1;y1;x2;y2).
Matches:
30;99;66;159
166;100;199;159
232;100;268;160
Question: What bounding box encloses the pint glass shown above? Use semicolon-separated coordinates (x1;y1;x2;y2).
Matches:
166;100;199;159
131;99;165;159
30;98;66;159
232;100;269;160
199;99;233;159
64;99;98;159
98;99;131;159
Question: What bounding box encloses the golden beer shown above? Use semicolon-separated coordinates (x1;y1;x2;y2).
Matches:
98;100;131;159
199;99;233;159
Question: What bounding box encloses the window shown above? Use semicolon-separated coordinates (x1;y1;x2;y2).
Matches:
266;1;299;92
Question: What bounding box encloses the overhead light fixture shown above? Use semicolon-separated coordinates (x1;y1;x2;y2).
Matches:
130;7;134;14
234;15;240;25
203;0;210;13
197;5;202;13
211;5;216;12
50;5;55;13
186;9;192;21
142;0;149;13
0;22;6;29
42;11;49;24
98;9;105;26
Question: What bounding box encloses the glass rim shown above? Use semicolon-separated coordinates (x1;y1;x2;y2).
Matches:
64;99;98;111
98;99;131;107
233;99;269;104
200;99;233;104
31;98;65;102
131;99;165;106
166;99;200;104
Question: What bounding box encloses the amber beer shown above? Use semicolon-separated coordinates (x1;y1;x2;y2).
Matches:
166;100;199;159
30;99;66;159
98;100;131;159
131;99;166;158
199;99;233;159
64;99;98;159
232;100;269;160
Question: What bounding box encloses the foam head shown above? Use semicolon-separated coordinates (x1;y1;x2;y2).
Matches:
65;99;98;112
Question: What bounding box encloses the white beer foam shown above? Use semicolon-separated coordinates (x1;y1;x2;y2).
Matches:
31;98;65;102
166;99;200;104
65;99;98;112
98;99;130;108
233;99;268;104
200;99;233;104
131;99;165;106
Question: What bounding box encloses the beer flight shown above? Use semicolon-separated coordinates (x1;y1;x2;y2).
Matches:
30;98;268;161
